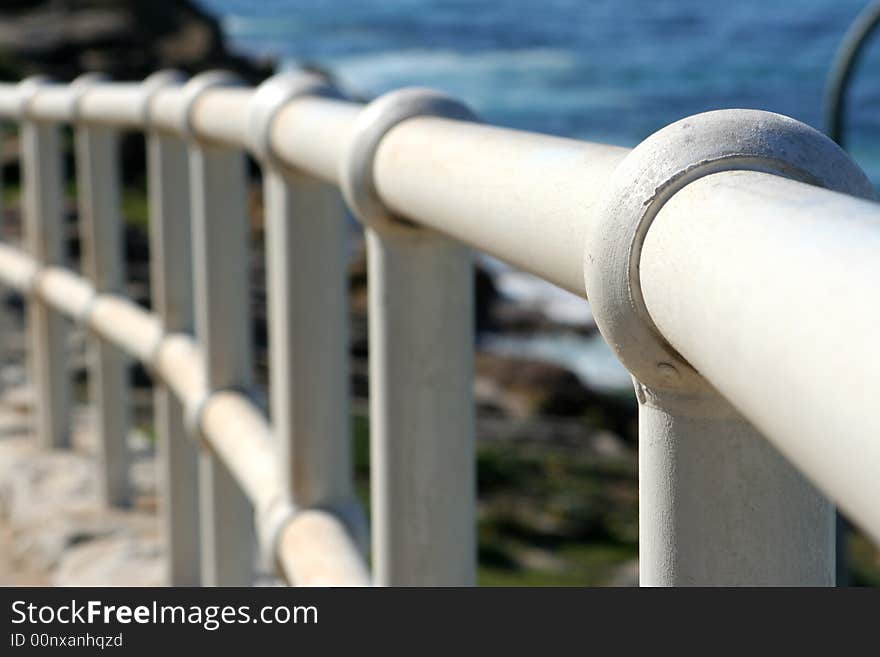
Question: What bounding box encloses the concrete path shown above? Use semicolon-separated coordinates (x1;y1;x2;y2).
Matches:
0;379;164;586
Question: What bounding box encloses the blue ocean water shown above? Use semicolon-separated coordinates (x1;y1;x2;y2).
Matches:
203;0;880;181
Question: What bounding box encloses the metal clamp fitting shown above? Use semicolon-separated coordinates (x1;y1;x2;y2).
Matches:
16;259;41;300
183;384;257;446
140;69;185;127
73;286;100;329
69;72;108;123
16;75;52;118
247;70;340;169
183;387;214;444
255;494;296;575
175;70;242;141
584;109;875;394
340;87;477;234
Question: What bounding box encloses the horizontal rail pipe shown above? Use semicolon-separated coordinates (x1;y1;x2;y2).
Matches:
373;117;629;295
77;83;149;128
25;85;76;122
270;98;360;184
0;243;39;292
153;333;205;409
3;80;628;294
34;267;94;320
87;295;164;364
277;510;371;586
190;88;253;147
0;83;19;116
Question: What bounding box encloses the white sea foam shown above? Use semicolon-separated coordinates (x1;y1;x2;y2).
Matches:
483;332;631;393
322;48;577;101
222;15;305;37
477;256;631;392
480;255;594;328
333;47;577;78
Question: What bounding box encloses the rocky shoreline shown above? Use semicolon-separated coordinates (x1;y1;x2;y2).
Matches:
0;0;273;83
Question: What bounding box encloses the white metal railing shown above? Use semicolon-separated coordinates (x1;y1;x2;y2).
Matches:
0;70;878;587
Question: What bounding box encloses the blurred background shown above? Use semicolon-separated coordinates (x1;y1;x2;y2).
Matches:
0;0;878;585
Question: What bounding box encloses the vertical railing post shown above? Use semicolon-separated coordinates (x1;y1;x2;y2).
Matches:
0;122;9;374
341;89;477;586
178;72;254;586
582;110;864;585
247;74;366;562
72;76;131;506
143;71;202;585
264;172;355;508
19;78;70;449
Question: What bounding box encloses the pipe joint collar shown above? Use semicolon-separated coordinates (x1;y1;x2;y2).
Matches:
69;72;109;123
584;109;874;393
247;70;341;169
140;70;186;127
175;70;242;141
340;87;477;234
255;495;296;576
16;75;52;118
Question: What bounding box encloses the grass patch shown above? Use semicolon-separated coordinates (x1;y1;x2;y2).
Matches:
121;186;149;229
479;542;635;587
2;180;149;228
354;414;639;586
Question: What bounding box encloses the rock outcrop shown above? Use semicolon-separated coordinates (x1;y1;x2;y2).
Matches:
0;377;278;586
0;384;164;586
0;0;273;83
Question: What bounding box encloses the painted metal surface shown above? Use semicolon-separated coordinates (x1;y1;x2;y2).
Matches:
75;113;131;508
641;171;880;547
179;71;255;586
342;89;478;585
188;142;255;586
147;108;202;584
20;79;71;450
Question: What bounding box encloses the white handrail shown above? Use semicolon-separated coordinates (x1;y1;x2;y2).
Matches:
0;73;878;587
